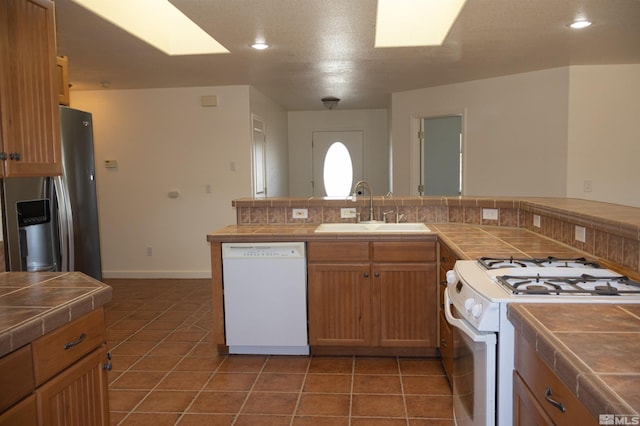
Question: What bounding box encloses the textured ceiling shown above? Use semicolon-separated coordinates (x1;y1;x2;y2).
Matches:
54;0;640;111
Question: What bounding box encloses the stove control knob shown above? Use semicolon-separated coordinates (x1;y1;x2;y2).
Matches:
464;298;475;312
471;303;483;318
446;270;458;285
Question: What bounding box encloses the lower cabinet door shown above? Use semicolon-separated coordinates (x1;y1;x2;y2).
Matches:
36;345;109;426
376;263;436;348
0;395;37;426
513;372;553;426
308;263;372;346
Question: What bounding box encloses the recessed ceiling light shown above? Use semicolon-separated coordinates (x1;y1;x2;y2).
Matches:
375;0;467;47
71;0;229;55
569;20;592;29
251;42;270;50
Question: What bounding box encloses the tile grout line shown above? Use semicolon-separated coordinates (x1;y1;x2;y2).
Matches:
396;356;410;425
110;294;213;425
228;355;270;425
289;355;312;426
171;329;223;425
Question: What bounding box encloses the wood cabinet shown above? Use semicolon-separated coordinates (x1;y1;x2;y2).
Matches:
513;329;597;426
438;241;458;382
56;56;70;106
0;0;62;177
0;308;110;425
36;345;110;426
308;240;437;356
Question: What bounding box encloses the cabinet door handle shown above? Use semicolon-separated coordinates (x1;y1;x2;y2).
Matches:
364;273;369;278
63;332;87;350
441;256;448;263
440;338;447;347
9;152;20;161
374;272;380;278
544;387;566;413
0;152;6;161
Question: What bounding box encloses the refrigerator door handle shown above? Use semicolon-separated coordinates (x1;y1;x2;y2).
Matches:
54;176;74;272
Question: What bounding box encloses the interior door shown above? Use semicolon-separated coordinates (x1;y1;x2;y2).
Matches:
421;116;462;196
312;131;363;197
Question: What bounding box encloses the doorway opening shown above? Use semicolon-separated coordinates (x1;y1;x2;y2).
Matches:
251;115;266;197
420;115;463;196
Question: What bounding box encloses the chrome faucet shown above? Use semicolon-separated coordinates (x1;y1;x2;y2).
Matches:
385;191;404;223
352;180;375;222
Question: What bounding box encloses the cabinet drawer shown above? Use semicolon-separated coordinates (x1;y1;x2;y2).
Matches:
372;242;435;262
439;242;458;271
515;333;597;425
308;242;369;262
0;344;35;412
32;308;106;386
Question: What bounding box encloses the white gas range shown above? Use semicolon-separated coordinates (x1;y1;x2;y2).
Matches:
444;257;640;426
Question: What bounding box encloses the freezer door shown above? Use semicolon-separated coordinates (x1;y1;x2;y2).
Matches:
59;106;102;280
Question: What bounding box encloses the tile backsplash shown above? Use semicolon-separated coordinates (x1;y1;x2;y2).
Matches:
233;196;640;274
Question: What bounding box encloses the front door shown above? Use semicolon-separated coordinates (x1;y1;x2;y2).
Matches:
312;131;364;197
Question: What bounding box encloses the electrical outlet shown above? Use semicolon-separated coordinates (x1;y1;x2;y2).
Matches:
146;246;152;256
482;208;498;221
575;226;586;243
292;208;308;219
340;208;357;219
533;214;541;228
583;180;593;192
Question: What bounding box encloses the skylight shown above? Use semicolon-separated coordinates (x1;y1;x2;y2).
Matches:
375;0;467;47
71;0;229;55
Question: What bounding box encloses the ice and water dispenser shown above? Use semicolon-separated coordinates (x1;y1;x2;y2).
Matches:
16;199;56;272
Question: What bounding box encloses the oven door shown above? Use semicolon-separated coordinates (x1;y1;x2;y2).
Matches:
444;288;497;426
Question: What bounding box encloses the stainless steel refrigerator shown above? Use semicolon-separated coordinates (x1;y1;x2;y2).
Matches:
1;106;102;280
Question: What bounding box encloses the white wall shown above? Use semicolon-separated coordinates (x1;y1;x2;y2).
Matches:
71;86;253;278
567;65;640;208
391;68;570;197
288;109;389;196
249;87;289;196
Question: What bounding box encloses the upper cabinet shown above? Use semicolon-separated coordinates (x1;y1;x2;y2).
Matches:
56;56;70;106
0;0;62;177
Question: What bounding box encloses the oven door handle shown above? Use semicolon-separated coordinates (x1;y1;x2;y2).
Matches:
444;288;495;344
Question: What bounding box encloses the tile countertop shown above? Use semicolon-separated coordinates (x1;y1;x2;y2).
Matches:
508;303;640;418
209;222;640;416
208;223;598;262
0;272;112;358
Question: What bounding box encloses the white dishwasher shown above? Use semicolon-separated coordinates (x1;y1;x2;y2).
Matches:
222;242;308;355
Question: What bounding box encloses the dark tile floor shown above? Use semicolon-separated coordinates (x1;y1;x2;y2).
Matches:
105;279;453;425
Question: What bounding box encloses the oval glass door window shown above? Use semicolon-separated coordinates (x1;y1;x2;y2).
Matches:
323;142;353;197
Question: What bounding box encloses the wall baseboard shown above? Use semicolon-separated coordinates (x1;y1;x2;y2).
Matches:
102;271;211;279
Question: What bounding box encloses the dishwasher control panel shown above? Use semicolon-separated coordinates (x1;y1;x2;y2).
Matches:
222;242;305;259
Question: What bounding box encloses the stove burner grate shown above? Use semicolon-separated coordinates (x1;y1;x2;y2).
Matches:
497;274;640;296
478;256;601;269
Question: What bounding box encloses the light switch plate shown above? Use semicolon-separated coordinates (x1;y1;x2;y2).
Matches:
482;208;498;220
533;214;541;228
340;208;357;218
292;208;308;219
575;225;586;243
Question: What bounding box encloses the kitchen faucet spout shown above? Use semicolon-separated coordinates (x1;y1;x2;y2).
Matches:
352;180;375;222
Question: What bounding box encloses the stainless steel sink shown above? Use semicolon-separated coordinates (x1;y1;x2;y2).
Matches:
314;222;431;233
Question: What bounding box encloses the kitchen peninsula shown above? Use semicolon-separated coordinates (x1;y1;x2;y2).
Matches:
0;272;112;424
208;196;640;424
